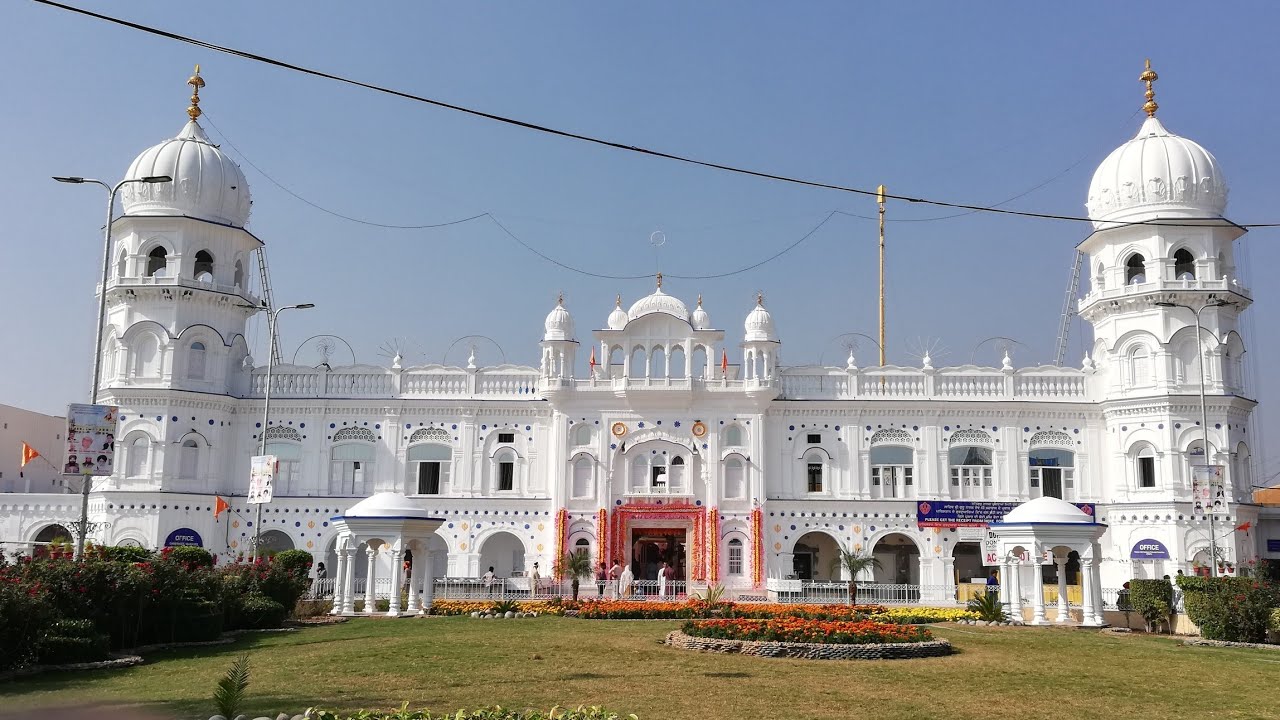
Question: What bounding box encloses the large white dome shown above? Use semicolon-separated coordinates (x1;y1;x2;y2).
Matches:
543;297;574;341
340;492;433;519
1001;496;1093;524
1086;115;1227;227
628;288;690;323
121;120;252;228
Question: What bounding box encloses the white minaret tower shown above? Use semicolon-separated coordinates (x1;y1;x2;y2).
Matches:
540;293;578;383
97;67;264;493
741;293;779;382
1078;61;1256;573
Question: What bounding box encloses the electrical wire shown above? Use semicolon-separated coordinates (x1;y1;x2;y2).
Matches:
34;0;1280;229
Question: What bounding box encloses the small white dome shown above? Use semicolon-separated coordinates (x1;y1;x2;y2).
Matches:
1086;115;1226;227
744;294;777;342
342;492;433;519
543;296;574;341
607;295;629;330
1001;496;1093;524
121;120;252;227
628;288;690;323
691;295;711;330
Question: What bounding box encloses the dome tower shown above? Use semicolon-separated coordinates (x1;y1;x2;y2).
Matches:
741;292;779;382
539;293;578;383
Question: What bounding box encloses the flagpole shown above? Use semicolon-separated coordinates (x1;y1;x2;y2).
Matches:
877;184;886;367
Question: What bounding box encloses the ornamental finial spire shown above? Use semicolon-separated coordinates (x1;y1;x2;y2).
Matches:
615;294;622;307
1140;58;1158;118
557;290;564;306
697;294;703;308
756;291;764;307
187;64;206;122
656;272;663;290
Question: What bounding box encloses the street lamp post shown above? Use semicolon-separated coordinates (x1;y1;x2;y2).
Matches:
253;303;315;561
1156;297;1233;578
54;175;172;560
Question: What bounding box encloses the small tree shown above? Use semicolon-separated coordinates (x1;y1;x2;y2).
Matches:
830;546;882;606
556;548;594;602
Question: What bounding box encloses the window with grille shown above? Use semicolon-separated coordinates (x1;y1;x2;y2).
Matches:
807;461;823;493
806;433;822;444
727;539;743;575
948;442;993;499
498;432;515;444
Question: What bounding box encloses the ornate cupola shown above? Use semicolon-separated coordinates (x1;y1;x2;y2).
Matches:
540;293;578;382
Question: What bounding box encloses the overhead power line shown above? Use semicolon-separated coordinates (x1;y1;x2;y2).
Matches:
35;0;1280;230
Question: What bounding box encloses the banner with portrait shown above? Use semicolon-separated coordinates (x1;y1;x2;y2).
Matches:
64;404;118;476
1190;464;1227;516
248;455;277;505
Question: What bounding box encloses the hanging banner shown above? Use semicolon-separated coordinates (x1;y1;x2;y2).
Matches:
1130;538;1171;560
1190;465;1227;516
981;530;1000;567
65;404;118;476
248;455;277;505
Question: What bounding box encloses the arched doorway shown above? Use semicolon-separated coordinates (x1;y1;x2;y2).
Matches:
256;529;294;556
479;531;526;578
871;533;920;584
952;541;984;602
33;523;73;556
790;531;840;581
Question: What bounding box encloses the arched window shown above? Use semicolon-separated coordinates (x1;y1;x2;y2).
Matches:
179;438;199;480
650;346;667;378
724;457;745;499
727;538;744;576
187;341;206;380
495;449;516;492
1134;443;1157;489
870;442;913;499
629;346;646;378
146;246;168;277
194;250;214;282
805;451;825;493
1125;253;1147;285
573;424;592;446
1127;345;1152;388
1029;432;1075;500
948;429;993;499
1095;263;1106;290
133;334;160;378
572;456;593;498
724;425;744;447
126;435;150;477
1234;442;1252;492
408;443;450;495
265;426;302;496
233;259;245;288
669;346;686;379
103;337;119;382
1173;248;1196;280
329;427;375;496
116;250;128;279
630;454;650;494
669;455;686;492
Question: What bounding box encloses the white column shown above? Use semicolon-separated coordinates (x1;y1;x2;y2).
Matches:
341;545;357;615
387;544;404;616
329;540;347;615
1080;558;1098;626
1054;559;1070;624
1009;561;1023;618
998;559;1011;606
1030;563;1046;625
364;546;378;615
420;551;434;613
405;544;422;614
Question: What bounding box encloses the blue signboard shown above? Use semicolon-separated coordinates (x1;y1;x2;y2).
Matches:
916;500;1096;528
1268;539;1280;553
164;528;203;547
1130;539;1171;560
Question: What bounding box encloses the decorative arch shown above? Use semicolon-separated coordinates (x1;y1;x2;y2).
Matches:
265;425;302;442
948;428;992;446
1172;247;1196;280
477;529;528;577
722;423;746;447
1028;430;1072;448
1124;251;1147;284
333;427;376;443
1127;439;1159;490
409;427;451;445
722;453;747;499
145;245;169;277
870;428;913;447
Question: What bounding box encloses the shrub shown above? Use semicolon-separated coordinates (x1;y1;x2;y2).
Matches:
166;546;216;569
0;580;56;671
1128;579;1175;632
1258;559;1280;583
681;618;933;645
273;549;314;582
37;619;109;665
492;599;520;615
1177;575;1280;643
295;598;334;619
213;654;251;719
98;545;154;564
965;592;1007;622
238;592;287;629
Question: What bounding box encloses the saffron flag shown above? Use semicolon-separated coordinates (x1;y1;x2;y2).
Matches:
20;442;39;468
721;349;729;375
214;496;231;520
1235;521;1252;533
588;346;597;375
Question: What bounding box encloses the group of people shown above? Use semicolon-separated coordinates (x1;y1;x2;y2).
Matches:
594;560;677;599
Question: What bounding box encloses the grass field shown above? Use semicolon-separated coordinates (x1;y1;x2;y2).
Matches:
1;617;1275;720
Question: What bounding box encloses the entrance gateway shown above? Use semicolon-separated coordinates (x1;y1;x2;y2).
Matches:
630;527;688;582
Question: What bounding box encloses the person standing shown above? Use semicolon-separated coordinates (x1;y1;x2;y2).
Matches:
619;564;635;599
657;560;670;599
609;560;623;599
530;562;541;597
596;562;608;598
482;566;497;596
986;569;999;599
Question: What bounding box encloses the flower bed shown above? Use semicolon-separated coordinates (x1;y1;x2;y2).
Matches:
873;607;977;624
430;600;567;616
563;599;976;623
682;618;932;645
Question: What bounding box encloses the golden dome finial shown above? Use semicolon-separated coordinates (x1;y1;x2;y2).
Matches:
697;294;703;308
756;291;764;307
1140;58;1159;118
187;64;206;122
615;294;622;307
557;290;564;306
655;272;663;290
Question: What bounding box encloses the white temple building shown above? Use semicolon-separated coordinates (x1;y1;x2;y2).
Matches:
3;64;1276;608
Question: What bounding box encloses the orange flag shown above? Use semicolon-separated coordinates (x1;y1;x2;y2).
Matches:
588;346;597;375
214;496;231;520
20;442;39;468
1235;521;1252;533
721;349;729;375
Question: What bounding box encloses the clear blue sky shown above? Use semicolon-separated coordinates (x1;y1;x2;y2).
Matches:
2;2;1277;483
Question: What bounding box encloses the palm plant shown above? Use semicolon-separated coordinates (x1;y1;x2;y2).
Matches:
557;548;595;602
830;546;882;607
212;654;250;719
966;591;1007;622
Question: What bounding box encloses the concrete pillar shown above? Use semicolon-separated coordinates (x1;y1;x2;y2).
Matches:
341;545;357;616
1055;559;1070;624
1009;561;1023;617
387;545;403;616
329;541;347;615
364;546;378;615
405;544;422;614
1030;563;1046;625
999;559;1011;607
420;551;434;613
1080;558;1098;626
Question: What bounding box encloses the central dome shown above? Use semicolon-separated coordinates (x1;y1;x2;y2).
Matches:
122;120;252;228
628;288;690;323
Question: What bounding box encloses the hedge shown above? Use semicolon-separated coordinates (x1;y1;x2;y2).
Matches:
1127;579;1174;631
1176;575;1280;643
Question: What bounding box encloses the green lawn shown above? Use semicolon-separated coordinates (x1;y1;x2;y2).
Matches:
2;617;1275;720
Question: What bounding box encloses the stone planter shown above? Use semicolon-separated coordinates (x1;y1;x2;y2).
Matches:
664;630;952;660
